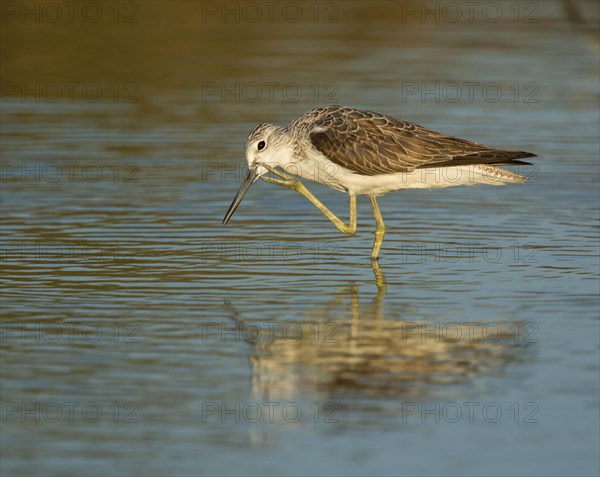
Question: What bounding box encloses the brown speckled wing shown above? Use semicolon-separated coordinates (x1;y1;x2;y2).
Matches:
304;107;535;176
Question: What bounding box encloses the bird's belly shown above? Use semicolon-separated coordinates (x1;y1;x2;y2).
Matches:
336;165;526;196
280;154;525;197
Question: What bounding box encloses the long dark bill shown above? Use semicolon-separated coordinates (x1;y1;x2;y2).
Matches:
222;167;259;225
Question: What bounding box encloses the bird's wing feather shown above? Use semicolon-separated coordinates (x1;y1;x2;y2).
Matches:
305;107;535;176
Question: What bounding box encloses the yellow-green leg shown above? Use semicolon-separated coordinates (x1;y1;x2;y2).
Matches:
371;259;387;293
369;196;385;260
260;164;357;235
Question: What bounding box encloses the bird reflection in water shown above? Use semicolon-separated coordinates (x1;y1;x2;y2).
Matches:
226;289;530;407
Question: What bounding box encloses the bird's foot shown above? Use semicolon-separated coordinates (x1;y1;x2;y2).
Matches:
259;164;302;191
260;175;301;191
259;163;296;182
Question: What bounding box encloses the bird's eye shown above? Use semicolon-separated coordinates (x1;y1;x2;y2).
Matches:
257;140;266;151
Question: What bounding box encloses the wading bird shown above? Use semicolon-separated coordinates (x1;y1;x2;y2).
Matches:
222;106;535;261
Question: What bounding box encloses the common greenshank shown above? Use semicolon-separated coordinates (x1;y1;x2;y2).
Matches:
222;106;536;260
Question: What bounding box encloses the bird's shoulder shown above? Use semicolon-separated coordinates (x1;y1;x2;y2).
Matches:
291;105;420;136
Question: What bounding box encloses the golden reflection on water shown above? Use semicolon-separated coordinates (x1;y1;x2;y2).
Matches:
226;276;527;404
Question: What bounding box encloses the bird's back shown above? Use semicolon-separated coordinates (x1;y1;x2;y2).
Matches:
290;106;535;176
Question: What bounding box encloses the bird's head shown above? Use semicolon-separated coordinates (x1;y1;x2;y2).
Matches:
244;122;291;175
222;123;290;225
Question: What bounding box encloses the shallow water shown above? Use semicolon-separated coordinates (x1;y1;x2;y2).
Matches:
1;1;599;476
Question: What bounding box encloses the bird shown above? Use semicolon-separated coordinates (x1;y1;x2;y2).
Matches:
221;105;536;260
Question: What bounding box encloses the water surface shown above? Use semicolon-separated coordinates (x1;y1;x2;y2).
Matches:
1;1;599;476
